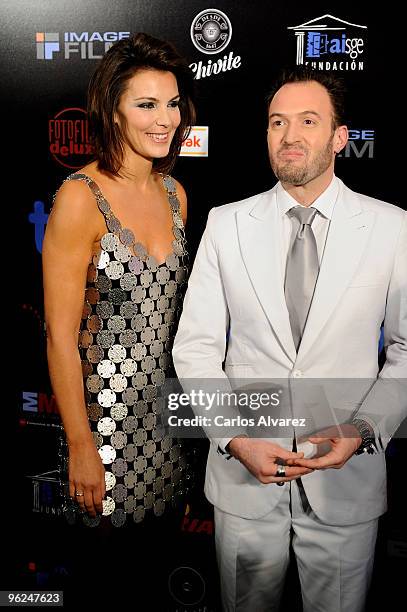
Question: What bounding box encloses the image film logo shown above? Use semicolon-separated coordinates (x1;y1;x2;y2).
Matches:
288;14;367;71
36;32;60;60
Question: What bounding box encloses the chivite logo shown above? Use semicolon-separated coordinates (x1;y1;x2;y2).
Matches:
287;14;367;71
36;32;60;60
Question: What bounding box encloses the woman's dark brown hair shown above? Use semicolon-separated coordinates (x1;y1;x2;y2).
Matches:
87;32;196;175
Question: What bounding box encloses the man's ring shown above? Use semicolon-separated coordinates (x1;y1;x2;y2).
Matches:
75;491;84;497
276;465;286;477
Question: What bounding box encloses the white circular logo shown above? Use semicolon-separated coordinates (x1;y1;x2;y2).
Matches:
190;8;232;55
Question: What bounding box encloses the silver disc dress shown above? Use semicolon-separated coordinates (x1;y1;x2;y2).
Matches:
58;172;191;527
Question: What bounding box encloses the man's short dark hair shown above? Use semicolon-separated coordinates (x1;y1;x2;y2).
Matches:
266;67;347;129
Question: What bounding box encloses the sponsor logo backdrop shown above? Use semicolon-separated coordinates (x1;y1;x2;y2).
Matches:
4;0;403;607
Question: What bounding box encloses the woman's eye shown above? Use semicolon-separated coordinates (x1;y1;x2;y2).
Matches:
168;100;180;108
138;102;155;109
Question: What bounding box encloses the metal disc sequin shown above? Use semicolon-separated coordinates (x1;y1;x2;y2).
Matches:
114;243;132;263
150;339;163;358
156;296;169;313
143;440;157;458
109;373;127;392
133;428;148;447
140;327;155;345
94;250;110;269
101;233;119;252
164;280;177;298
144;491;155;510
146;255;158;272
111;509;126;527
133;400;148;418
134;242;147;258
122;416;138;434
110;403;128;421
151;368;165;386
85;287;100;304
108;344;126;363
112;457;128;477
98;389;116;407
144;467;156;485
132;372;148;390
102;496;115;516
122;387;138;406
134;457;147;475
95;275;112;293
140;298;154;316
97;198;110;215
153;499;165;517
124;496;136;513
120;358;137;377
119;329;137;348
105;260;124;280
120;272;137;291
107;315;126;334
92;432;103;448
149;313;162;331
156;266;170;284
99;445;116;464
131;287;146;304
106;215;121;234
87;263;97;283
108;288;126;305
96;301;114;319
140;270;153;287
96;330;115;348
97;417;116;436
110;430;127;449
119;228;135;246
120;301;138;319
163;175;176;192
123;443;138;462
165;253;179;271
148;282;161;301
133;506;145;523
86;374;104;393
112;484;127;503
141;355;156;374
87;403;103;421
124;471;137;489
131;343;147;361
97;359;116;378
128;256;144;275
105;471;116;491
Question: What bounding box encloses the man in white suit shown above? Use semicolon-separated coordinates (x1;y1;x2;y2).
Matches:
172;69;406;612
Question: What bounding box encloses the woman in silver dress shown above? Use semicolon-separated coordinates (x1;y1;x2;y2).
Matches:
42;32;195;531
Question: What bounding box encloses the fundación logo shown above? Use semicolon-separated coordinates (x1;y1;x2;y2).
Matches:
189;8;241;80
287;14;367;71
36;31;130;60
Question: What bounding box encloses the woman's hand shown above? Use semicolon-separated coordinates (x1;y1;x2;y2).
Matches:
68;441;106;517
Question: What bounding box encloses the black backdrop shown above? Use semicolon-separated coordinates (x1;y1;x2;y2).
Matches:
4;0;405;609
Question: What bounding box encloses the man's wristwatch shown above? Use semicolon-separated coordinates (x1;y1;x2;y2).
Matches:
351;419;377;455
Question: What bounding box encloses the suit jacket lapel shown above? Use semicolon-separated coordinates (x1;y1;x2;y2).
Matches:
297;181;376;361
237;187;297;363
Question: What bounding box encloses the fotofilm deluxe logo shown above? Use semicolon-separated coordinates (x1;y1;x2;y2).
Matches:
288;14;367;71
48;107;94;169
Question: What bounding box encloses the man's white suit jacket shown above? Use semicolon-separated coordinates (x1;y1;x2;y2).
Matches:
173;178;407;526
